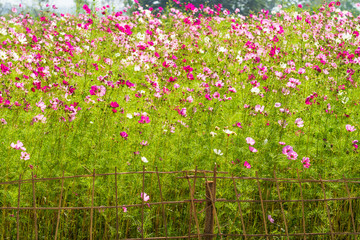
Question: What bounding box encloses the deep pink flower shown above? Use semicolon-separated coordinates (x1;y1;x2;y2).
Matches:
83;4;91;14
244;161;251;169
110;102;119;108
120;132;128;139
138;116;150;124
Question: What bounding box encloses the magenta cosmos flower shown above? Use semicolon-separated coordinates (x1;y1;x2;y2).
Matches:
138;116;150;124
89;85;106;97
120;131;128;139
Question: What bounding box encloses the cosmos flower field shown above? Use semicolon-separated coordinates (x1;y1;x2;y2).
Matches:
1;1;360;238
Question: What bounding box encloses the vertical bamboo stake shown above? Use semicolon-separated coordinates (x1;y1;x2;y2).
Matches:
55;171;65;240
273;171;289;239
156;167;168;239
186;168;200;240
343;175;356;233
141;166;145;239
319;174;334;240
90;169;95;240
16;174;21;240
31;172;38;240
296;169;307;240
255;171;269;240
203;169;222;239
204;181;214;240
115;167;119;240
231;174;247;240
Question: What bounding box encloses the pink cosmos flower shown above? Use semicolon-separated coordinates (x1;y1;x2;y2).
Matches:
268;215;274;223
11;141;26;151
140;140;148;146
274;103;281;107
279;142;286;145
346;125;356;132
179;108;187;117
302;157;311;168
122;207;127;212
246;137;255;146
20;152;30;160
249;146;257;153
287;150;298;160
295;118;304;128
255;105;264;113
186;96;194;103
141;192;150;201
213;92;220;99
0;118;7;125
244;161;251;169
282;145;293;155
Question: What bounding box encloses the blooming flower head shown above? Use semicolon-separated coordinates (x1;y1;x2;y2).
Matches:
89;85;106;97
295;118;304;128
302;157;311;168
120;131;128;139
249;146;258;153
286;150;298;160
141;192;150;201
346;125;356;132
138;116;150;124
110;102;119;108
20;152;30;160
282;145;293;155
141;156;148;163
244;161;251;169
268;215;274;223
140;140;148;146
11;141;26;151
214;149;223;156
246;137;255;146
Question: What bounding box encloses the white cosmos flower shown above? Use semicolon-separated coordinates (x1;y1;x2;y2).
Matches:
18;35;27;45
126;114;133;119
141;157;148;163
210;131;217;137
251;87;260;94
213;149;223;156
223;129;236;135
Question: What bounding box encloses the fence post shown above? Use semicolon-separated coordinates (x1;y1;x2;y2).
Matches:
204;181;214;240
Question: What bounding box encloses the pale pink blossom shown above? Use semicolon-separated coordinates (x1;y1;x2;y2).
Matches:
246;137;255;146
11;141;26;151
346;125;356;132
20;152;30;160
